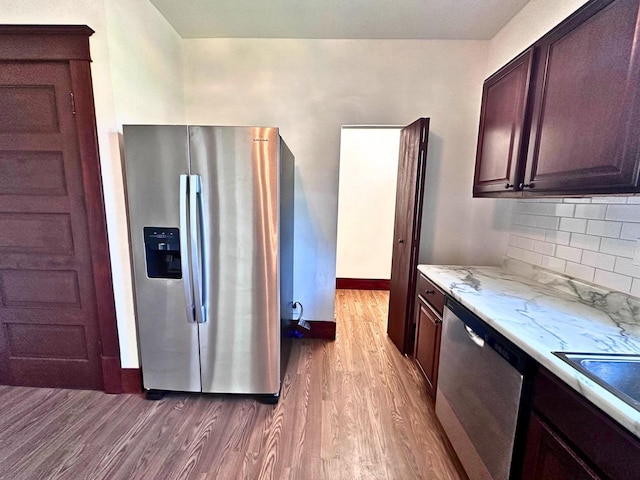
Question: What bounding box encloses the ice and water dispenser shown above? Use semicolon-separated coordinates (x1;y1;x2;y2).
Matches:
143;227;182;279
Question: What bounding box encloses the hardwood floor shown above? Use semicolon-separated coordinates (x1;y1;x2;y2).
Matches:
0;289;466;480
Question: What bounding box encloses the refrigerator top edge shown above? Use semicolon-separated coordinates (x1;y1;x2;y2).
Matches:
123;124;280;130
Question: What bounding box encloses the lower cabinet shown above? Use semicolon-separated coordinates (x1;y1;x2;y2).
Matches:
414;295;442;399
522;414;600;480
522;367;640;480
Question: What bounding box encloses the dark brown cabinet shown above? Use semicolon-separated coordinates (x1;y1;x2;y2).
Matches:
473;49;533;196
522;414;600;480
413;273;443;399
474;0;640;197
522;368;640;480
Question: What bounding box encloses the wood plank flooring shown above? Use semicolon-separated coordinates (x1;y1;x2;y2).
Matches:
0;289;466;480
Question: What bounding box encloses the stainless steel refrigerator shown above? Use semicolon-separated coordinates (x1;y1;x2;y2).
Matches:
122;125;294;402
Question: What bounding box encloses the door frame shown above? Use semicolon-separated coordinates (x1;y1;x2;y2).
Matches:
0;25;122;393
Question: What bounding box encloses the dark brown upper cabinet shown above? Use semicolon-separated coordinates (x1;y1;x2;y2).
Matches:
473;0;640;197
473;49;533;196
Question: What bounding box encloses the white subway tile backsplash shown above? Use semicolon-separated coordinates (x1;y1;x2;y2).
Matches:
522;250;543;265
541;255;566;272
565;262;595;282
559;217;587;233
605;204;640;222
569;233;601;251
506;245;526;261
581;250;616;271
514;214;538;227
545;230;571;246
511;224;527;237
533;240;556;256
620;222;640;241
505;197;640;298
574;204;607;220
515;201;551;216
594;269;632;293
518;225;547;241
592;196;628;204
555;245;583;263
552;203;576;217
600;237;636;258
536;215;560;230
613;257;640;278
516;236;535;251
586;220;622;238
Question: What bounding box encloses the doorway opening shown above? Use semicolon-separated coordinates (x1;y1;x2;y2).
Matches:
335;125;402;290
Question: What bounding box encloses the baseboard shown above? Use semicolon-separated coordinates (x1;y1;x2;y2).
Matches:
121;368;143;393
101;356;122;393
295;320;336;340
336;278;390;290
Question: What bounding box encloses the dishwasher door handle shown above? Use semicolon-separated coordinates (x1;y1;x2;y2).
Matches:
465;325;485;348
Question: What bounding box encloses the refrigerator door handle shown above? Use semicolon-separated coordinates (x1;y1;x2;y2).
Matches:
180;174;196;323
189;174;207;323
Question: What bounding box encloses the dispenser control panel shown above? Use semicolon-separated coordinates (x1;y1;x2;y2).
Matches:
143;227;181;279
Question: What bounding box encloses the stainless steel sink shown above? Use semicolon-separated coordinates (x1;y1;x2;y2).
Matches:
554;353;640;411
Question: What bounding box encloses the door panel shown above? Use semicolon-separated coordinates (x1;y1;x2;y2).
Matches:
414;298;442;399
474;49;532;196
189;126;281;394
522;414;601;480
525;0;640;193
0;62;103;389
387;118;429;354
123;125;201;392
0;85;59;132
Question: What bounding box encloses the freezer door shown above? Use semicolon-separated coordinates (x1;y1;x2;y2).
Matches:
189;126;281;394
123;125;201;392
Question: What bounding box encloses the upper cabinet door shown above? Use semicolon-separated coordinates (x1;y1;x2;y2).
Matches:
473;49;533;197
524;0;640;195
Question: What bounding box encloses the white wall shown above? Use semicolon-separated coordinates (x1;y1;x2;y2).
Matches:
105;0;185;126
336;127;401;279
103;0;185;367
183;38;508;322
1;0;184;368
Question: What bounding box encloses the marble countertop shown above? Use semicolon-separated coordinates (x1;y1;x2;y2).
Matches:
417;263;640;438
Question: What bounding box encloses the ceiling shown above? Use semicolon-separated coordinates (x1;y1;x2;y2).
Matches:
149;0;531;40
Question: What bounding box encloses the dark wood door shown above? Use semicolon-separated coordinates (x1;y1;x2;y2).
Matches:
522;414;601;480
0;27;118;391
524;0;640;195
473;48;533;197
387;118;429;354
414;297;441;399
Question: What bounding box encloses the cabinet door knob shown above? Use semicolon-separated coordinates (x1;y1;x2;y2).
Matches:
425;290;435;295
519;182;534;189
505;183;514;189
398;239;404;244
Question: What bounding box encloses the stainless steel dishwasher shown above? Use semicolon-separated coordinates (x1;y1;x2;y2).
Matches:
436;297;532;480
